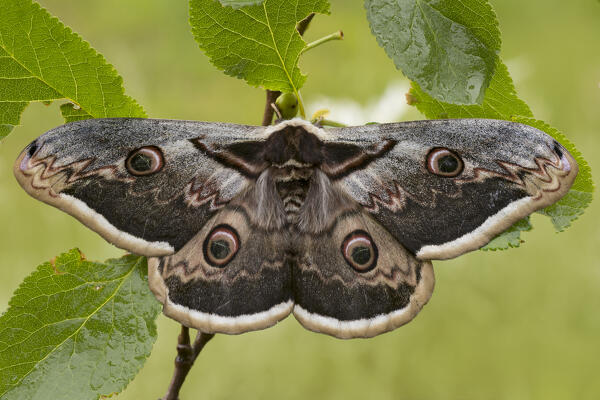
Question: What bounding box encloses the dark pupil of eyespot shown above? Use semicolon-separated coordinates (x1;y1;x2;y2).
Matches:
130;153;152;172
438;155;458;173
351;246;371;265
210;240;230;260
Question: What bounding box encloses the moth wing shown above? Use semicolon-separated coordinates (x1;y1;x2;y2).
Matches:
149;205;293;334
324;119;577;260
14;118;269;256
293;210;434;339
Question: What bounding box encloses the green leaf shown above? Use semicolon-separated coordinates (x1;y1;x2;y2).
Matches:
409;59;531;119
189;0;330;106
0;250;161;400
365;0;500;105
409;59;593;246
0;0;146;140
481;218;531;251
219;0;265;8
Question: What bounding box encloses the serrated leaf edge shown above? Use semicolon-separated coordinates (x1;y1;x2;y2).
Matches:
0;0;146;138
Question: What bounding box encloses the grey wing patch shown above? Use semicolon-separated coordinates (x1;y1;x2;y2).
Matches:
148;207;293;334
14;118;266;256
326;119;578;259
292;210;434;339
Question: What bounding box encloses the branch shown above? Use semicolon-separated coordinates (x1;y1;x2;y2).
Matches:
161;326;215;400
262;90;281;126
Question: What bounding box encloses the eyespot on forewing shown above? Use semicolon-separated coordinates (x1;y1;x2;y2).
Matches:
126;146;164;176
426;147;464;177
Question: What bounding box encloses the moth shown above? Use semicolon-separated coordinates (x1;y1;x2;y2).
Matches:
14;118;577;339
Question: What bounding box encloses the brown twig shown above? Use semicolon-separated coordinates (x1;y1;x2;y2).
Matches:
161;326;215;400
262;90;281;126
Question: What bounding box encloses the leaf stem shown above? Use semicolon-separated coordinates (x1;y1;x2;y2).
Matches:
161;326;215;400
291;14;320;119
302;31;344;54
312;118;347;127
296;91;306;119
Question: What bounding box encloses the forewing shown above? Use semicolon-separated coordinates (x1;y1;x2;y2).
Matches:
324;120;578;259
14;118;267;256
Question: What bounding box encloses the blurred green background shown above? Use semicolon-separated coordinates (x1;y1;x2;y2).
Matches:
1;0;599;399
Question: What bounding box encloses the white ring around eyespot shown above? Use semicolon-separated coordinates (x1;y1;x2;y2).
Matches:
126;146;164;176
211;230;237;245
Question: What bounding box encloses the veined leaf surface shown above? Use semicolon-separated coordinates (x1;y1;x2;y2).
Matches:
189;0;330;99
0;0;146;139
0;250;161;400
365;0;500;105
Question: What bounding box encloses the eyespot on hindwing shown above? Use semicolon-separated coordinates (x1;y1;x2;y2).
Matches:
341;230;378;273
203;224;240;267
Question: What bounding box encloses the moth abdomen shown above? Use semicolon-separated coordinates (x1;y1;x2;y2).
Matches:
273;168;312;225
